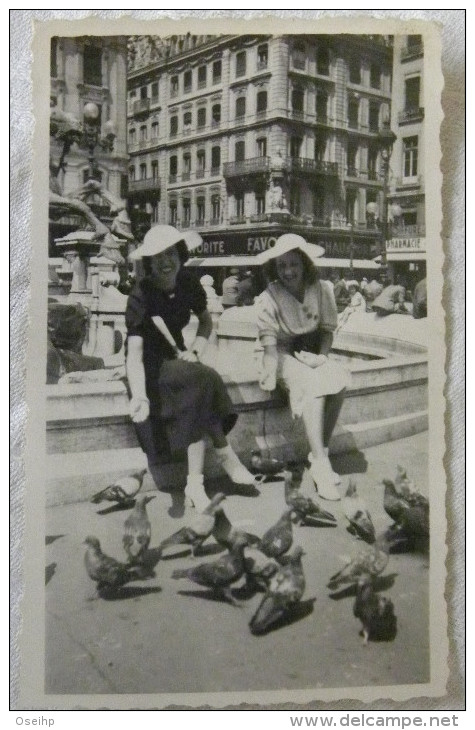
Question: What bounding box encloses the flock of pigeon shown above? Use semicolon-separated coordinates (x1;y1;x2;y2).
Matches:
84;456;429;641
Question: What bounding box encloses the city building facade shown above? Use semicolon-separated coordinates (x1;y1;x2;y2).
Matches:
386;34;426;289
126;34;394;284
50;35;129;242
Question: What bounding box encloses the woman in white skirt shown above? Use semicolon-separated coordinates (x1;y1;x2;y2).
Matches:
256;234;350;501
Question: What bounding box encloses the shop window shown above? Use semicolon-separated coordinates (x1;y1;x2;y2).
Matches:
236;51;246;78
83;44;102;86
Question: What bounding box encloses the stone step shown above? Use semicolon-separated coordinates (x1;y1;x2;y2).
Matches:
45;409;428;507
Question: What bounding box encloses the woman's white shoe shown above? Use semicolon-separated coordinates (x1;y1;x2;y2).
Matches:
215;445;257;485
184;476;210;511
308;451;342;486
309;457;341;501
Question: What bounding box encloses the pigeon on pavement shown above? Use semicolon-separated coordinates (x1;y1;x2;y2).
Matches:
158;493;226;556
342;480;376;544
353;576;397;644
382;478;429;546
84;536;145;593
327;535;390;592
249;545;306;634
122;495;155;564
284;470;337;526
258;509;295;560
171;534;250;604
90;469;147;507
250;450;287;481
212;507;260;550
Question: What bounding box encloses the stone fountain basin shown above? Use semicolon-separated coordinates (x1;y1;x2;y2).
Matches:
45;310;428;504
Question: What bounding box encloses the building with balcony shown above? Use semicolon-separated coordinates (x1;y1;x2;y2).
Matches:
386;34;426;288
126;34;393;281
50;36;129;199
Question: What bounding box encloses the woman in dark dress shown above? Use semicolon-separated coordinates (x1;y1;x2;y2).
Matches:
126;225;255;510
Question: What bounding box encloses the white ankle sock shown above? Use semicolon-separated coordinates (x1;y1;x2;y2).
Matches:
215;445;256;485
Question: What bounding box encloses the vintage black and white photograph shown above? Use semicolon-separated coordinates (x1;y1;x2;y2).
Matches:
11;10;462;711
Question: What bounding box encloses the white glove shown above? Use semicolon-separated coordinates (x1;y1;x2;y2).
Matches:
129;397;150;423
294;351;328;368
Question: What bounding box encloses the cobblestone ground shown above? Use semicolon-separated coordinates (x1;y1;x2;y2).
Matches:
45;432;430;698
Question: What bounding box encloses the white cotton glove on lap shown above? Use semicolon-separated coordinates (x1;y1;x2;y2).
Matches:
177;350;199;362
294;351;328;368
259;355;278;392
129;397;150;423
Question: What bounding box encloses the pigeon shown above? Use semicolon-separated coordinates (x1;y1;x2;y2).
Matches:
353;576;397;644
327;535;390;592
250;449;287;480
258;509;294;560
212;507;260;550
122;495;155;564
393;464;417;497
342;480;376;544
243;545;280;592
249;546;306;635
283;470;337;526
382;479;429;542
84;536;145;593
90;469;147;507
158;493;226;556
171;533;250;603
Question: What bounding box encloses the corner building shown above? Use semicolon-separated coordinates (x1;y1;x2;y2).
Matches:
127;34;393;275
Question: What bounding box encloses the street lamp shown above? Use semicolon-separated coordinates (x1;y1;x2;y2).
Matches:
83;102;116;181
376;116;397;271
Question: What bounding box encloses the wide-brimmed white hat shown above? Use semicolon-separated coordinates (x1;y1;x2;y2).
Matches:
256;233;325;264
129;225;203;260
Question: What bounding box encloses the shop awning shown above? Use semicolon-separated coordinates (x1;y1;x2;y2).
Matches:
374;252;426;263
186;256;381;269
315;258;381;270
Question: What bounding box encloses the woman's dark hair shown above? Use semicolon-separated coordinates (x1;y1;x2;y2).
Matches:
263;249;319;286
142;240;190;276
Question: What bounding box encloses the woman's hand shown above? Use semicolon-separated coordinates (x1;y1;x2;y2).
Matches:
129;397;150;423
294;351;328;368
259;354;278;391
177;350;199;363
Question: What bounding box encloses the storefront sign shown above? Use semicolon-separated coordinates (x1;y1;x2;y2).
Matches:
387;237;426;252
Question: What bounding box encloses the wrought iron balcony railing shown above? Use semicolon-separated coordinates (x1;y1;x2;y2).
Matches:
132;98;150;116
223;156;270;177
128;178;160;193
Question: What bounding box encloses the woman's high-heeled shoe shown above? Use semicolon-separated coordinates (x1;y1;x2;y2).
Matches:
308;450;342;486
215;445;257;486
309;456;341;501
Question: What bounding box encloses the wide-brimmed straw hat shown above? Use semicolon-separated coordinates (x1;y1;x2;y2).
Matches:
129;225;203;260
256;233;325;264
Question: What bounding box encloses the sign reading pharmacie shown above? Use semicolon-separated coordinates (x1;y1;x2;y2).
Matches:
192;230;375;259
386;237;426;253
